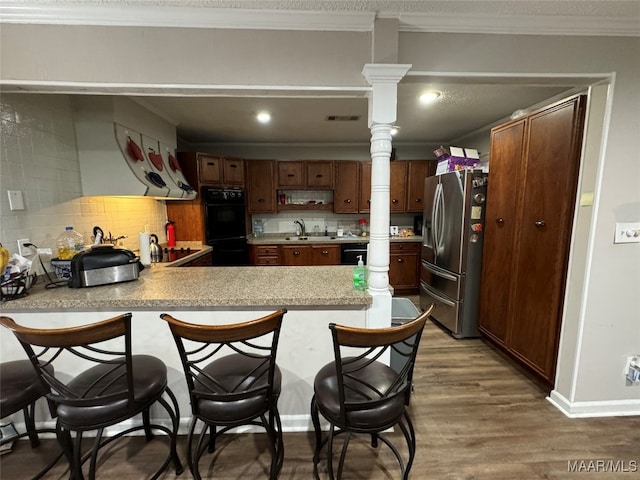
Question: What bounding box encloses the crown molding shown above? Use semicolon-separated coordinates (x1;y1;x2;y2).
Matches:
393;13;640;37
0;4;375;31
1;3;638;36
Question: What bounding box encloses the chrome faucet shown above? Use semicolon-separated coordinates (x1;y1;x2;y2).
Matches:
105;232;128;245
294;219;306;236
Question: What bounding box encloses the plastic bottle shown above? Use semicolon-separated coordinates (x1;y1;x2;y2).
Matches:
253;219;264;238
353;255;367;291
57;226;85;259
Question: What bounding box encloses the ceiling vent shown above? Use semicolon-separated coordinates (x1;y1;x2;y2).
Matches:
326;115;360;121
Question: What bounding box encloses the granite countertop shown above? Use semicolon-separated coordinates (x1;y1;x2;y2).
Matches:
2;265;371;313
248;234;422;245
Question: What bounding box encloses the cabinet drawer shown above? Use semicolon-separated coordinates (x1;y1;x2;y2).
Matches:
390;242;420;253
250;245;281;265
255;246;279;256
420;260;462;301
199;155;222;183
255;256;280;265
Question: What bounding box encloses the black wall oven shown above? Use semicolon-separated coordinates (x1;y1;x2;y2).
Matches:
203;187;250;266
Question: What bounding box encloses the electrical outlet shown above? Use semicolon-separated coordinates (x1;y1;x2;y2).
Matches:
614;222;640;244
17;238;30;256
625;356;640;386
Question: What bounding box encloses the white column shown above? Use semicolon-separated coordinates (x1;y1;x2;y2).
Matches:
361;64;411;329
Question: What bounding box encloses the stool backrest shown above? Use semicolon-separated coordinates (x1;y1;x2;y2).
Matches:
329;304;434;424
161;309;286;413
0;314;135;408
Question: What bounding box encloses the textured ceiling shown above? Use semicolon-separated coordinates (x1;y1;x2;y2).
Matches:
134;83;574;145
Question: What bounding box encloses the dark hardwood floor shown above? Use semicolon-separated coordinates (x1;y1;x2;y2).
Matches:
2;298;638;479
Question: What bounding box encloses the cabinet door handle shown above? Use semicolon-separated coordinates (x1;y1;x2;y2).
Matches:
229;163;238;168
496;218;505;225
316;174;323;178
207;162;215;166
397;258;404;263
535;220;546;228
392;199;398;204
322;250;329;255
415;198;422;203
293;251;300;256
344;199;352;204
258;198;265;203
287;173;295;177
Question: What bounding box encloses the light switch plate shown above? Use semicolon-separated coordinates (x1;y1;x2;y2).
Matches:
7;190;25;210
614;222;640;244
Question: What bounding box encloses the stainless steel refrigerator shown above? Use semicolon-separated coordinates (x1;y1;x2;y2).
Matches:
419;169;488;338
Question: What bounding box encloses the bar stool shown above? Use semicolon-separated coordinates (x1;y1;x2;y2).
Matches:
161;309;287;480
310;304;434;480
1;360;62;479
0;314;184;480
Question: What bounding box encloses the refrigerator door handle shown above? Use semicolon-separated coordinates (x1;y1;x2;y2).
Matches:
420;280;456;307
421;260;458;282
432;183;443;258
436;183;446;255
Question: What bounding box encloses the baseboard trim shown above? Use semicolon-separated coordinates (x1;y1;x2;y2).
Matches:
548;390;640;418
20;414;318;441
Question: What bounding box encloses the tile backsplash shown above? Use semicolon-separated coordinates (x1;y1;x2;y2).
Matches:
0;93;168;265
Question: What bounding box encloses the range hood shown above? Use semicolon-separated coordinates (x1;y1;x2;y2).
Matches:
72;96;196;199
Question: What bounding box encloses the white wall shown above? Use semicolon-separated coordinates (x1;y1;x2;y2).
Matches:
0;94;168;263
0;24;372;89
0;23;638;415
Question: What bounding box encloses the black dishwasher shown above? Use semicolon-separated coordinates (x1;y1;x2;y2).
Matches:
340;243;368;265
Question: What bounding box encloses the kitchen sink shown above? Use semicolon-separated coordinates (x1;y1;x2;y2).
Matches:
285;236;337;241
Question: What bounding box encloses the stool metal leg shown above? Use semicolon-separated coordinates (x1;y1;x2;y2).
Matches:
23;404;40;448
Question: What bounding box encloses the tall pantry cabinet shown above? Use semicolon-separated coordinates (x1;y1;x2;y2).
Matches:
479;95;587;387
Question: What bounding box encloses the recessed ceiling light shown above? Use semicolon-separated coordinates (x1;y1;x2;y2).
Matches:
390;126;400;136
256;111;271;124
419;91;441;105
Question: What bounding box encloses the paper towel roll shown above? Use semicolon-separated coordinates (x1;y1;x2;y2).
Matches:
139;232;151;266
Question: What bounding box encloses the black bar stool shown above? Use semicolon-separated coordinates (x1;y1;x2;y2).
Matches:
310;304;434;480
0;359;63;479
0;313;184;480
161;309;287;480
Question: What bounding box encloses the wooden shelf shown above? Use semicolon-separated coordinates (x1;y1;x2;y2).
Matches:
277;203;333;212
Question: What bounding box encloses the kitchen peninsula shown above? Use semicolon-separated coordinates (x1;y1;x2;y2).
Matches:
0;257;372;433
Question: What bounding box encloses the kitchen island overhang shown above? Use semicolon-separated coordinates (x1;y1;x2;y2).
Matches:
0;265;374;433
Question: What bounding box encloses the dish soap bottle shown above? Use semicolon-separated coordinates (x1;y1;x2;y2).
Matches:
353;255;367;291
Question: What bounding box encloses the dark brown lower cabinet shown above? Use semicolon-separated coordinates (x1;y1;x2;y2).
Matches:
250;245;281;265
268;244;341;266
178;252;213;267
478;95;587;388
389;242;420;295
